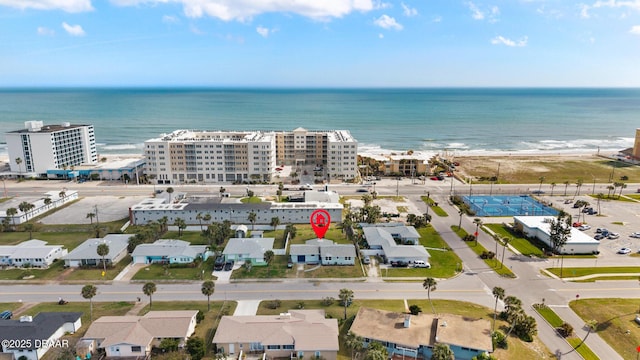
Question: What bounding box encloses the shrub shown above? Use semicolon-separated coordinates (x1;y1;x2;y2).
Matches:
480;251;496;259
409;305;422;315
266;299;282;309
321;297;335;306
557;322;573;338
196;310;205;324
492;331;508;349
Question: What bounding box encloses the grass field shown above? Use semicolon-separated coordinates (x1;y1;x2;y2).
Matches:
484;223;545;256
534;305;598;360
132;257;216;281
545;266;640;278
452;226;516;278
62;255;133;281
230;255;295;279
0;259;67;280
421;195;449;217
289;224;350;244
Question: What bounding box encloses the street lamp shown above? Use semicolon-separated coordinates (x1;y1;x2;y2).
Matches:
396;177;400;198
425;191;430;219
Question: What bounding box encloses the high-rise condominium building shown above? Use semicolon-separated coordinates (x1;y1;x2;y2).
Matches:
144;128;358;184
6;121;97;176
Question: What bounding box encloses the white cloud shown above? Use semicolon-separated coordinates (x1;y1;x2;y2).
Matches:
256;26;273;37
162;15;180;24
631;25;640;34
0;0;93;12
110;0;374;22
467;1;499;22
373;0;392;9
37;26;55;36
374;14;403;30
581;0;640;18
491;35;528;47
401;2;417;17
62;22;85;36
432;15;442;23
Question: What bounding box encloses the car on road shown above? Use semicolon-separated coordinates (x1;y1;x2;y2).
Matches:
299;184;313;190
531;190;545;194
617;247;631;254
578;224;591;231
608;232;620;239
356;188;369;193
223;260;235;271
0;310;12;320
630;232;640;238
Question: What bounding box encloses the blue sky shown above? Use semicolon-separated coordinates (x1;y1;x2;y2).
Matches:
1;0;639;87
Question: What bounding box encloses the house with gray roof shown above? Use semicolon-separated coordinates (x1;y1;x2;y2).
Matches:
0;312;82;360
61;234;130;268
222;238;275;266
81;311;197;358
0;240;67;268
361;225;430;264
290;239;355;266
131;239;210;265
212;310;339;360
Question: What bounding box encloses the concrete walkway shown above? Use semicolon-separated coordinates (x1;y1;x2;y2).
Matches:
233;300;261;316
541;269;640;281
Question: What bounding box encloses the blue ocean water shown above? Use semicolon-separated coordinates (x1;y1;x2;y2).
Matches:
0;88;637;158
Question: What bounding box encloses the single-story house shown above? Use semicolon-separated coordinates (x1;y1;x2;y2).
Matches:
513;216;599;254
222;238;275;266
0;312;82;360
379;223;421;244
0;239;67;268
290;239;355;266
349;307;492;360
212;310;339;360
82;310;198;358
131;239;210;264
0;190;79;225
361;226;430;264
61;234;130;268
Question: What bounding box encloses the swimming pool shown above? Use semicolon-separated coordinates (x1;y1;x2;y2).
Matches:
462;195;559;217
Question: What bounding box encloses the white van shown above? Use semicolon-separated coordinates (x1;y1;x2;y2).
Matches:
413;260;431;268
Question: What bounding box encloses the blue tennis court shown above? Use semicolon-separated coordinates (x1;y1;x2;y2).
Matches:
463;195;559;217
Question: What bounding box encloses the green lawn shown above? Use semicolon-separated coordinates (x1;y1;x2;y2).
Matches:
484;223;544;256
545;266;640;278
132;257;216;281
289;224;350;244
0;260;68;281
571;298;639;360
452;226;516;278
230;255;295;279
161;230;208;244
420;196;448;217
62;255;133;281
302;263;364;278
534;304;598;360
240;196;263;203
0;231;91;250
257;299;552;360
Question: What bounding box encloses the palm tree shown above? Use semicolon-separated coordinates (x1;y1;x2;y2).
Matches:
6;207;17;230
158;216;169;234
492;287;505;334
423;277;437;314
538;176;545;193
202;213;211;227
596;193;604;216
343;331;364;360
338;288;354;320
563;181;570;196
270;216;280;231
59;190;66;199
618;182;627;199
248;211;257;230
81;284;97;322
550;182;556;196
15;157;23;177
23;223;35;239
457;209;464;229
219;186;226;197
86;212;96;224
501;236;511;268
18;201;35;220
97;243;110;273
431;343;454;360
196;213;204;231
472;218;483;246
201;280;215;311
574;179;583;198
43;198;52;207
174;218;186;236
143;282;157;308
264;250;274;265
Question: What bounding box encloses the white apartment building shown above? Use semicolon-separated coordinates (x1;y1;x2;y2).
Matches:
144;128;357;184
6;121;97;177
144;130;276;184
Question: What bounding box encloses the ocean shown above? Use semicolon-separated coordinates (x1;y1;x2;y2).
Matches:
0;88;638;159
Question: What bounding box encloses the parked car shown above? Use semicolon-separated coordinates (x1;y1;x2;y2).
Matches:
572;222;582;227
630;232;640;238
0;310;12;320
214;256;225;271
588;209;598;215
596;227;608;233
594;234;604;240
299;184;313;190
578;224;591;231
287;261;293;268
608;233;620;239
617;247;631;254
223;260;235;271
356;188;369;193
413;260;431;268
362;256;370;265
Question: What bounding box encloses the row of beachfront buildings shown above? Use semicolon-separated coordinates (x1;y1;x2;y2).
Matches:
4;122;359;182
0;307;493;360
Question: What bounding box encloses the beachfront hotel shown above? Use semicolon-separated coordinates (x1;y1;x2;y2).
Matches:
143;128;358;184
5;121;97;177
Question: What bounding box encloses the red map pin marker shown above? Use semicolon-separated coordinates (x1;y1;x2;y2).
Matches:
310;209;331;239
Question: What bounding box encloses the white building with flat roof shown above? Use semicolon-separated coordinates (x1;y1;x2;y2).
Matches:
5;121;97;177
513;216;600;254
143;128;358;184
